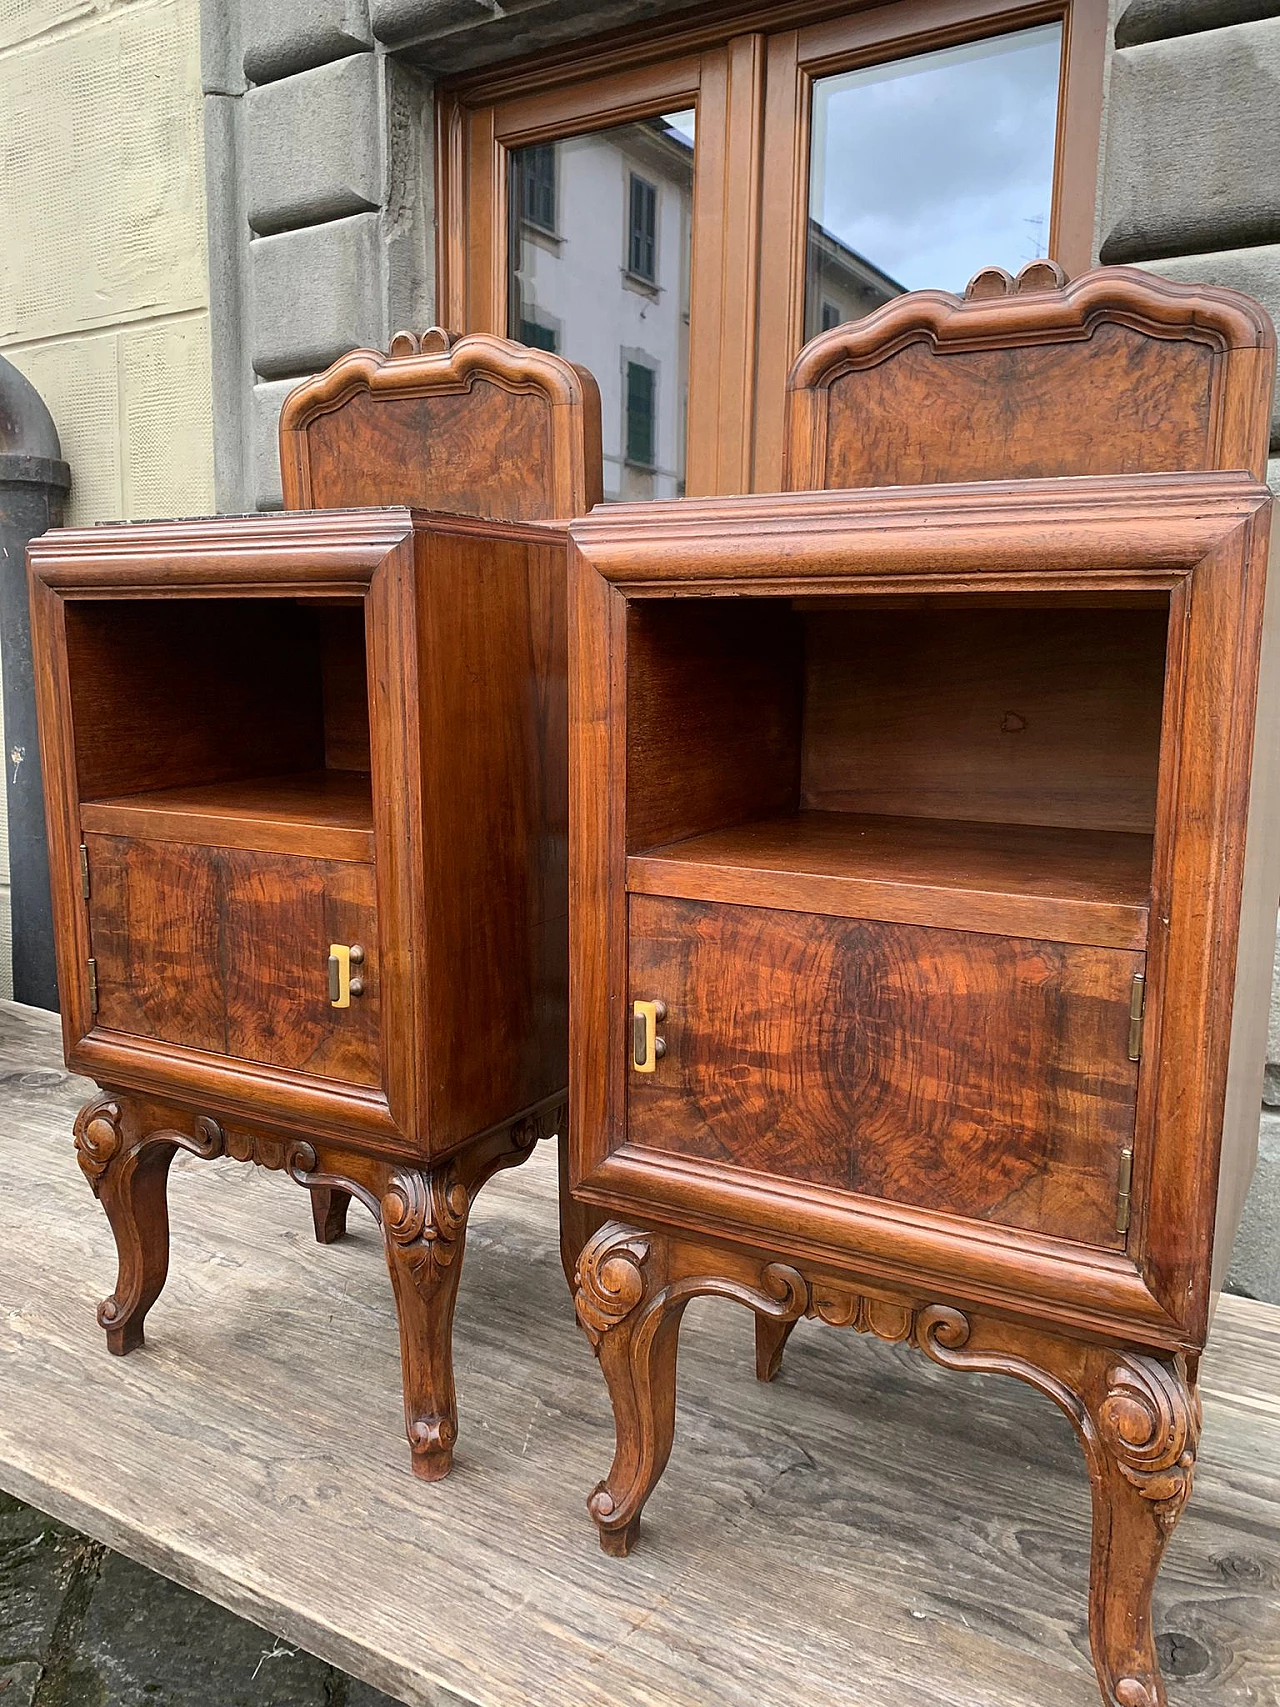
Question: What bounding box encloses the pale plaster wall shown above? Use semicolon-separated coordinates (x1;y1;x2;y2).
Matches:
0;0;216;1001
0;0;216;528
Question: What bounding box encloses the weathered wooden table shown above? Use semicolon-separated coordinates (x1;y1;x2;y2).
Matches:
0;1000;1274;1706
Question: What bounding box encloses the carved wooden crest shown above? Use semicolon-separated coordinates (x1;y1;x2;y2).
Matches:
785;262;1276;490
279;328;603;521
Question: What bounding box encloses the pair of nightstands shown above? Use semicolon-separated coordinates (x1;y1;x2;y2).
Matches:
32;266;1276;1707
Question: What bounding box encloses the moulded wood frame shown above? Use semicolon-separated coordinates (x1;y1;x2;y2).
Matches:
784;264;1278;488
568;470;1277;1353
437;0;1108;495
29;507;514;1164
278;331;604;520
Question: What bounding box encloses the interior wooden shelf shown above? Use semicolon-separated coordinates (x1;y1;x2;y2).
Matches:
626;811;1153;949
80;770;375;862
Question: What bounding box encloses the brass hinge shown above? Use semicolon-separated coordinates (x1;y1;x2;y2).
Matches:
1127;973;1146;1062
1116;1146;1134;1234
87;957;98;1015
79;843;90;899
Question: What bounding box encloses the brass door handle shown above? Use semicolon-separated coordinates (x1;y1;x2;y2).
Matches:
328;943;366;1008
632;999;666;1072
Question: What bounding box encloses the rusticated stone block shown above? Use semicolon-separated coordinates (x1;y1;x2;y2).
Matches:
249;213;384;381
246;55;381;235
369;0;697;70
251;376;311;509
1116;0;1279;48
1140;244;1280;446
1099;19;1280;264
242;0;371;85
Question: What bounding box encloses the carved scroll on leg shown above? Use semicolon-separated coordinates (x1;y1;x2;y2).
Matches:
379;1165;472;1482
73;1095;224;1355
310;1186;351;1245
575;1223;678;1557
916;1307;1199;1707
1085;1355;1200;1707
576;1224;809;1555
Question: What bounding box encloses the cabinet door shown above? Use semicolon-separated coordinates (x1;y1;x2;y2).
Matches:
86;836;379;1087
223;849;379;1085
627;895;1141;1250
86;834;226;1052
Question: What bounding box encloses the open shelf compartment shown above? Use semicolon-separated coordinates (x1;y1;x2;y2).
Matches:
625;595;1168;949
65;596;372;862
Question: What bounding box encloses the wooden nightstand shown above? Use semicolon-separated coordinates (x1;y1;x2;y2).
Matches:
31;332;600;1481
567;266;1278;1707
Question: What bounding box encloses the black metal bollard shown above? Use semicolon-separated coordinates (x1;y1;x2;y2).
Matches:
0;356;71;1010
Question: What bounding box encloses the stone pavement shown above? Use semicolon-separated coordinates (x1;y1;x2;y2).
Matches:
0;1492;399;1707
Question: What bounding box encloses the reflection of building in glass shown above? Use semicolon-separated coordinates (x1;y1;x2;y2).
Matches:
509;115;693;500
804;222;904;339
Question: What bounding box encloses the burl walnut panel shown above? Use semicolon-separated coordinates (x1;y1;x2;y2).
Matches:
301;385;556;520
627;894;1140;1250
821;323;1213;488
87;834;379;1085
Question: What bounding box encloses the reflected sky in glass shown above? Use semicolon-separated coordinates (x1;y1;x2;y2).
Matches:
806;25;1061;336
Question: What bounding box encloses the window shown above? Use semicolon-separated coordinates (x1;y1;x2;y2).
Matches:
518;143;556;233
440;0;1106;496
625;361;656;466
519;317;559;352
805;24;1062;340
505;114;694;500
628;174;658;281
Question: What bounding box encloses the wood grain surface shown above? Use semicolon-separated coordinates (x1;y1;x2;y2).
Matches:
86;836;380;1085
820;323;1216;489
627;895;1141;1249
0;1000;1274;1707
800;606;1168;834
627;811;1153;949
81;771;375;862
64;599;325;801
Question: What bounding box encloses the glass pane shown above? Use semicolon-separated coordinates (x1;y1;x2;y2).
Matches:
509;110;695;500
806;24;1061;339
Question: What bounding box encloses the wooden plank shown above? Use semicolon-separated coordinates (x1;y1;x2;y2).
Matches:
81;771;375;862
628;811;1152;948
0;999;1274;1707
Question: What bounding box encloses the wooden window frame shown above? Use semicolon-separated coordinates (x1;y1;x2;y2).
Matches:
437;0;1107;496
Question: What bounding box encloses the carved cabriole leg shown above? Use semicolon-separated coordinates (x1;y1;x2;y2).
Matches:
309;1185;351;1244
363;1100;561;1481
73;1092;228;1355
76;1089;558;1481
754;1315;798;1382
917;1309;1201;1707
1086;1355;1200;1707
378;1164;471;1481
575;1222;808;1555
576;1224;1198;1707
